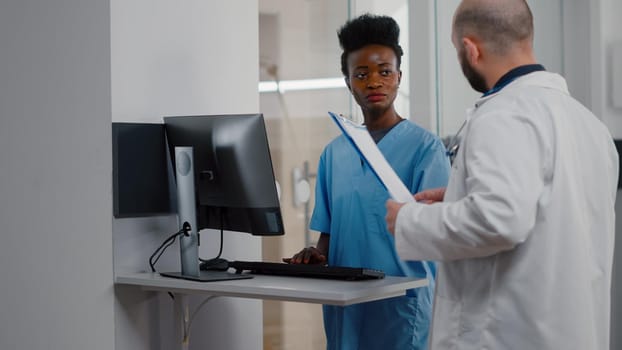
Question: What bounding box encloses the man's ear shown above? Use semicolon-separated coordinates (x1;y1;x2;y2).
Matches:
344;77;351;90
462;37;480;65
398;70;402;85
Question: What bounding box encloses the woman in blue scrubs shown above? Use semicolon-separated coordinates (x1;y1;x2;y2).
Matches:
285;14;450;350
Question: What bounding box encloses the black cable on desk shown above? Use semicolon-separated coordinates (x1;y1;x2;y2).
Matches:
198;208;226;269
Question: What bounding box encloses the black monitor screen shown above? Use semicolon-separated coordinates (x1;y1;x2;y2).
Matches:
163;114;284;236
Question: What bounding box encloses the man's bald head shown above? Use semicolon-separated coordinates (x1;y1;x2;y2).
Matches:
453;0;533;56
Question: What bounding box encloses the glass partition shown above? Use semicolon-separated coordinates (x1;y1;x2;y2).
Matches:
258;1;410;348
259;2;348;348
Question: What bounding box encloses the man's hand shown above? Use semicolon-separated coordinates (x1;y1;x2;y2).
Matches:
282;246;327;265
414;187;446;204
385;199;406;235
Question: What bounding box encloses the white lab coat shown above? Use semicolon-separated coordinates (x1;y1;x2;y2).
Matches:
395;71;619;350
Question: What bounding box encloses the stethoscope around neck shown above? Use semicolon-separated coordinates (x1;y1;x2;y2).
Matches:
445;119;467;164
443;66;543;164
444;81;499;162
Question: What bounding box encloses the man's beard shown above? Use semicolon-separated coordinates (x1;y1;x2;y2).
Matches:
459;50;488;94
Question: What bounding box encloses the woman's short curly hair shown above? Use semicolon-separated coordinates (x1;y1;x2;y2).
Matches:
337;13;403;77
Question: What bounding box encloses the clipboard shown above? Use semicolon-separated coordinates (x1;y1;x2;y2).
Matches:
328;111;414;203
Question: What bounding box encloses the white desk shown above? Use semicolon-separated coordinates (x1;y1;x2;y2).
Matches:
115;271;427;306
115;271;427;349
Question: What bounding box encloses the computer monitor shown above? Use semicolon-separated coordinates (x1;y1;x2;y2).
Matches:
112;122;173;218
163;114;285;236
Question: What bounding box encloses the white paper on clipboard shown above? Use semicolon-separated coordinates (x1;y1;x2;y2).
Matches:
328;111;415;203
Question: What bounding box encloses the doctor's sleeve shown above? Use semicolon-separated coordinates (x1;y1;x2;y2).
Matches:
395;112;547;261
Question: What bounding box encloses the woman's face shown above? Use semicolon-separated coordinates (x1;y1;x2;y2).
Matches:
346;44;401;116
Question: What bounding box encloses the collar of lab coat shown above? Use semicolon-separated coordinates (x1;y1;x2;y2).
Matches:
472;71;570;111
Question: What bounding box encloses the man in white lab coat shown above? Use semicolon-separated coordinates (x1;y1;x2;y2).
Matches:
385;0;619;349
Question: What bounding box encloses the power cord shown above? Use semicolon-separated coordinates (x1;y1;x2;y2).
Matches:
182;295;220;345
198;209;227;269
149;222;192;273
147;217;223;345
198;226;224;267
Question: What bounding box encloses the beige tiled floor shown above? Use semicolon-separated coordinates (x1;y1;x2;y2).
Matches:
263;300;326;350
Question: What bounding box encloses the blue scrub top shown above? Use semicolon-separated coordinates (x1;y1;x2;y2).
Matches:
310;120;451;350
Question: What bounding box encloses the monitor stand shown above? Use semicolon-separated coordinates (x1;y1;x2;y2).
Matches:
161;146;252;283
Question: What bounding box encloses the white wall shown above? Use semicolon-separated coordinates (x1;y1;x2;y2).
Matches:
111;1;263;350
0;1;115;350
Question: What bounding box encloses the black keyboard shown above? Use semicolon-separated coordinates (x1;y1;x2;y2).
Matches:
229;261;385;281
